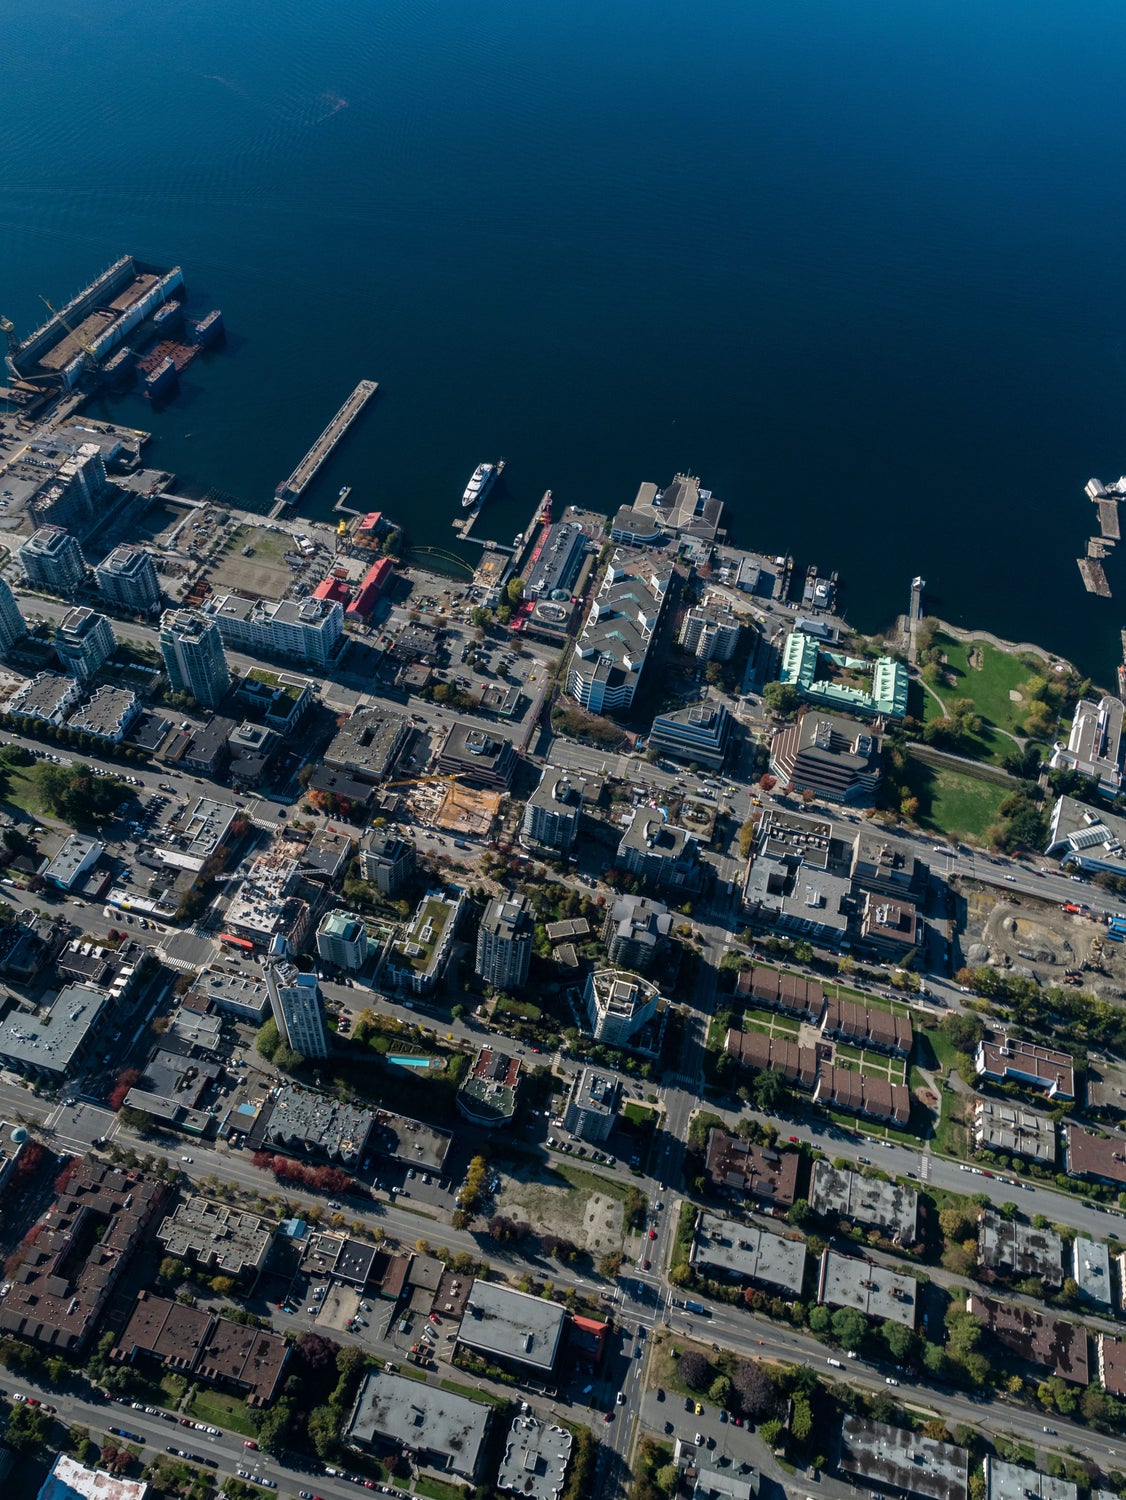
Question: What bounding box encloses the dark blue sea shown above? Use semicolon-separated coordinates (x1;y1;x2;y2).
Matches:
5;0;1126;680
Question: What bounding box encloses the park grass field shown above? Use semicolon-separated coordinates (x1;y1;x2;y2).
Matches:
903;758;1009;842
921;632;1037;763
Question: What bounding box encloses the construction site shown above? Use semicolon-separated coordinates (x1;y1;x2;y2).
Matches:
960;879;1126;999
385;773;503;840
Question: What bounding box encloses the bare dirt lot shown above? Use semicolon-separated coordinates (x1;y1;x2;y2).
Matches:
205;525;299;599
495;1162;626;1254
960;881;1126;999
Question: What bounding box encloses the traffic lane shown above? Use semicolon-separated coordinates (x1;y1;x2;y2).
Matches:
673;1302;1125;1469
740;1100;1119;1246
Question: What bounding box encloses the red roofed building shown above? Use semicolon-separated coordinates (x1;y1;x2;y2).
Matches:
313;576;352;605
359;511;384;535
569;1314;608;1365
347;558;393;620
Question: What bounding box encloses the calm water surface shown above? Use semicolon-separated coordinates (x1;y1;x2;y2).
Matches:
4;0;1126;678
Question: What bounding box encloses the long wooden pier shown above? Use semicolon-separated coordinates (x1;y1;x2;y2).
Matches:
270;379;378;516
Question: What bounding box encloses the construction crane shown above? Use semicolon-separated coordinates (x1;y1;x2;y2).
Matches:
38;293;100;374
384;773;463;791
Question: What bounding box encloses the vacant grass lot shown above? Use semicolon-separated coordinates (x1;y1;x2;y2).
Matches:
902;759;1009;842
0;761;54;823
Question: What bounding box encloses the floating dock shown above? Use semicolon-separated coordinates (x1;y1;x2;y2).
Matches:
451;458;507;541
1078;557;1111;597
271;379;378;515
1098;501;1121;540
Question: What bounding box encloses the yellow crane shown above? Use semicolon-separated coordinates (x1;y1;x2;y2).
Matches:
38;293;100;373
384;772;462;791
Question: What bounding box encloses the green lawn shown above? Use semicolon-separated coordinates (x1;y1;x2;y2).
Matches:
557;1162;638;1207
834;1044;906;1083
0;762;54;823
439;1378;511;1408
901;759;1009;842
921;632;1037;763
919;1026;959;1075
820;1103;928;1145
495;996;541;1022
415;1477;467;1500
159;1371;188;1407
926;633;1034;730
240;525;292;562
738;1004;799;1037
623;1102;658;1131
185;1386;257;1437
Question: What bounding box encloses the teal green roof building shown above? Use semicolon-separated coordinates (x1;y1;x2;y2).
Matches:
780;631;908;720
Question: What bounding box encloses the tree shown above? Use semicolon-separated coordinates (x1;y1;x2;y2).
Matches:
709;1375;731;1407
763;681;799;719
256;1017;281;1061
307;1402;341;1460
946;1308;982;1358
938;1207;975;1241
759;1418;784;1448
255;1397;293;1454
787;1199;812;1228
808;1305;832;1335
506;577;525;605
921;1340;947;1379
159;1256;189;1286
791;1395;813;1443
4;1402;51;1454
731;1359;774;1417
678;1350;712;1391
830;1307;868;1352
210;1275;236;1296
942;1012;984;1054
752;1067;786;1112
108;1069;142;1111
882;1320;915;1362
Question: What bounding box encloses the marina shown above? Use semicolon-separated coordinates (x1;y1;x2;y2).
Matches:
451;457;506;539
1079;476;1121;597
270;378;378;515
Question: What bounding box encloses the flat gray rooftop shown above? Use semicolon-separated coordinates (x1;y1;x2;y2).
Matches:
984;1458;1076;1500
691;1213;806;1294
0;983;107;1075
839;1417;967;1500
810;1161;918;1242
158;1197;273;1277
262;1085;374;1166
818;1249;917;1328
370;1108;452;1174
497;1418;573;1500
1073;1234;1112;1308
458;1280;566;1372
978;1211;1062;1285
347;1369;490;1479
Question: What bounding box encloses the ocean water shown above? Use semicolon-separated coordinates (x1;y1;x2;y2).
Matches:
4;0;1126;678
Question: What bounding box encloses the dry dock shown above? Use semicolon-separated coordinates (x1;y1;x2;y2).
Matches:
271;379;378;515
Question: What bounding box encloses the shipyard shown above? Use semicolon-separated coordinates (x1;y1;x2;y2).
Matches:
3;250;1126;1500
